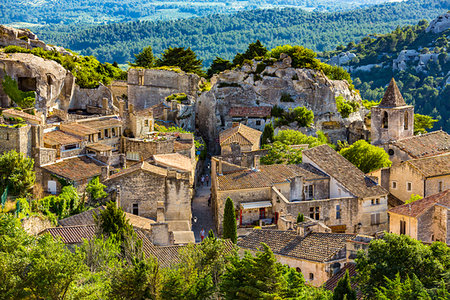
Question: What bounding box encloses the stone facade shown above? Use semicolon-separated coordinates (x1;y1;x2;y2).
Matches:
371;105;414;145
0;125;32;156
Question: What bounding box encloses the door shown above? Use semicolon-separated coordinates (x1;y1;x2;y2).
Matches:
259;208;266;219
48;180;57;194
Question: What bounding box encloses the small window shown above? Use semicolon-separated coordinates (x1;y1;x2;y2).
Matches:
400;220;406;235
438;181;443;193
382;111;389;129
296;267;301;273
376;198;380;205
98;132;102;140
314;207;320;220
407;182;412;192
371;213;380;225
336;205;341;219
404;111;409;130
104;129;109;138
309;273;314;281
309;207;314;219
392;181;397;189
132;203;139;215
5;133;9;140
256;120;261;126
112;127;116;137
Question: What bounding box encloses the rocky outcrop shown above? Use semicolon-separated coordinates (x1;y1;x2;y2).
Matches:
426;12;450;34
197;57;367;153
327;52;356;66
0;52;75;114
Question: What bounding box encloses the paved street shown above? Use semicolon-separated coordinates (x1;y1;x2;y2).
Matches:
192;182;216;242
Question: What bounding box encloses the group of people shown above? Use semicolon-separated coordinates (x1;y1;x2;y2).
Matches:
200;174;210;186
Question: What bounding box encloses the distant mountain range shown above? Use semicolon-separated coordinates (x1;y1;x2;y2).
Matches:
33;0;449;66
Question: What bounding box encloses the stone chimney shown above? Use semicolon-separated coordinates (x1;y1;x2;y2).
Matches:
101;165;110;181
118;100;125;118
157;201;165;222
115;185;121;209
128;103;134;114
253;155;260;170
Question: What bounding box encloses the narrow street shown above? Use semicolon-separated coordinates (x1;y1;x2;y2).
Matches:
192;182;216;242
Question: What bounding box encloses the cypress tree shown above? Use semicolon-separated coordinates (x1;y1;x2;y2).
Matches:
261;122;274;146
333;270;356;300
296;213;304;223
222;197;237;243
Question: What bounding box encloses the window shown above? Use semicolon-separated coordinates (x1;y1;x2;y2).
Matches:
309;273;314;281
5;133;9;140
336;205;341;219
407;182;412;192
132;203;139;215
296;267;302;274
104;129;109;138
371;213;380;225
439;181;443;192
112;127;116;137
138;74;144;85
371;199;379;205
98;132;102;140
310;207;320;220
144;120;149;127
388;149;395;156
256;120;261;126
64;144;78;151
400;220;406;235
306;185;314;199
404;111;409;130
259;208;266;219
127;152;140;161
382;111;389;128
392;181;397;189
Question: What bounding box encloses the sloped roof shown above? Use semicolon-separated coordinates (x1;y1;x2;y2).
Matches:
44;130;83;146
86;143;114;152
217;163;328;191
229;106;271;118
392;131;450;159
302;145;388;198
78;118;122;130
219;123;262;146
42;156;104;181
407;153;450;178
2;108;42;124
106;161;168;181
389;189;450;218
152;153;192;172
60;122;99;136
41;225;96;244
134;107;154;117
238;229;356;262
379;78;407;107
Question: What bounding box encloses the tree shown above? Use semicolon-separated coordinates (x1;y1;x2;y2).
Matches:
0;150;35;197
374;273;431;300
296;213;304;223
86;176;108;204
222;197;237;244
333;270;356;300
339;140;392;173
406;194;422;204
261;122;274;146
1;75;36;108
261;142;303;165
232;40;268;66
274;129;328;148
130;46;154;68
414;113;437;135
291;106;314;127
207;57;232;77
156;47;205;77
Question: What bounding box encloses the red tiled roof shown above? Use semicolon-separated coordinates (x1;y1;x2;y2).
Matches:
388;190;450;218
219;123;262;146
44;130;83;146
392;131;450;159
41;225;96;244
229;106;271;118
407;153;450;178
42;156;104;181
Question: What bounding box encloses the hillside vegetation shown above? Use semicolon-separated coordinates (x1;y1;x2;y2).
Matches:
34;0;449;66
321;16;450;132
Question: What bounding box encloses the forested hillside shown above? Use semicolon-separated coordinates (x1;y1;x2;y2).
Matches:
321;14;450;132
1;0;392;26
35;0;449;66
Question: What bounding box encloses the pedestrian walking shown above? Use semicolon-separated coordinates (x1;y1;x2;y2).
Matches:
200;228;205;241
205;174;210;186
201;175;205;186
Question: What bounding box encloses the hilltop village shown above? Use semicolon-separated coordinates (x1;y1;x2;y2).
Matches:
0;22;449;298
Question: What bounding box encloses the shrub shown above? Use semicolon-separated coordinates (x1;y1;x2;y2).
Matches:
166;93;188;103
280;93;294;102
1;75;36;109
336;96;360;118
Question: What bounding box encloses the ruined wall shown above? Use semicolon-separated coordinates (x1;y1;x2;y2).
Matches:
122;137;174;161
128;69;201;109
164;172;192;222
70;84;115;114
0;125;32;156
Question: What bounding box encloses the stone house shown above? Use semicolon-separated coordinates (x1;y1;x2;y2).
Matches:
76;117;122;151
2;108;43;125
129;107;154;138
211;144;388;236
227;106;272;131
237;229;358;287
43;129;85;159
219;123;262;156
388;190;450;244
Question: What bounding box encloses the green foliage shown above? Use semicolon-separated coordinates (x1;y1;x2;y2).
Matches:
339;140;392;173
199;81;211;92
333;270;356;300
3;45;126;88
374;273;431;300
233;40;268;67
356;233;450;298
414;113;438;135
271;105;285;118
274;129;328;148
273;106;314;128
156;47;205;77
37;185;82;220
336;95;360;118
406;194;423;204
94;201;134;244
130;46;154;68
86;176;108;204
1;75;36;109
207;57;232;77
362;99;380;110
222;197;237;244
165;93;188;103
155;123;191;134
261;122;274;146
280;92;295;102
261;142;303;165
296;213;304;223
0;150;35;197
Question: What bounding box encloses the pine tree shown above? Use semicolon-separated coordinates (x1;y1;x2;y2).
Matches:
130;46;154;68
222;197;237;243
261;122;274;146
156;47;205;76
333;270;356;300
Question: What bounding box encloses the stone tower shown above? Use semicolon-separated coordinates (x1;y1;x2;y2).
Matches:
371;78;414;145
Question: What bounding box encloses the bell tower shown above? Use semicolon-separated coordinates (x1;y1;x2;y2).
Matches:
371;78;414;145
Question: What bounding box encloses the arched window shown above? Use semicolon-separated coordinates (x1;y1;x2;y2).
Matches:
404;111;409;130
382;111;389;129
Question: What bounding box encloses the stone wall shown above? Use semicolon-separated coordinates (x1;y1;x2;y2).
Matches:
164;172;192;222
389;162;425;202
425;175;450;198
0;125;32;156
128;69;201;109
70;84;116;114
371;106;414;145
122;137;174;161
22;215;54;236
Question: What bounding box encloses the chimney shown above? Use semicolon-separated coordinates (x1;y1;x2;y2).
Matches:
128;103;134;114
232;122;239;128
116;185;121;209
119;100;125;118
163;107;168;121
101;165;110;181
253;155;260;170
157;201;165;222
218;159;223;175
102;98;108;109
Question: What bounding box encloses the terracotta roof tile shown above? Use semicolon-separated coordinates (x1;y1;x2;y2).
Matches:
217;163;328;191
44;130;83;146
407;153;450;178
303;145;388;198
78;118;122;130
238;229;356;262
41;225;96;244
379;78;407;107
392;131;450;159
152;153;192;172
2;108;42;124
42;156;104;181
60;122;99;136
106;161;167;181
86;143;114;152
219;123;262;146
389;190;450;217
229;106;271;118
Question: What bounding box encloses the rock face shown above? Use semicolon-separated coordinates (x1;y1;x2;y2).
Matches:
0;52;75;114
197;58;367;153
426;12;450;34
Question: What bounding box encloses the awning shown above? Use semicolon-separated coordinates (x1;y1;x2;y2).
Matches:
240;201;272;210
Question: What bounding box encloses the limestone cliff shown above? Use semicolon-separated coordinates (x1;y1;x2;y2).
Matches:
197;56;367;153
